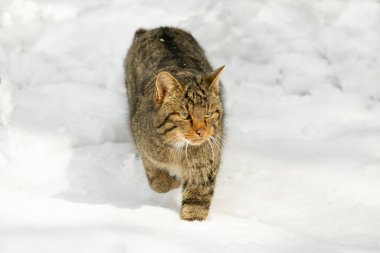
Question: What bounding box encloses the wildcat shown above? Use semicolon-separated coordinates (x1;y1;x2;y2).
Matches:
124;27;224;221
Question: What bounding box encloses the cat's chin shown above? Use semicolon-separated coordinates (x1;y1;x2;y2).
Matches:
188;138;207;146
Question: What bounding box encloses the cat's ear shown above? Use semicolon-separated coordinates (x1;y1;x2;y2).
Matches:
205;66;225;93
155;71;181;102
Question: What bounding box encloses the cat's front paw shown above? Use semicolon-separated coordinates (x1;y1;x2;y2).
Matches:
149;175;181;193
180;204;209;221
146;168;181;193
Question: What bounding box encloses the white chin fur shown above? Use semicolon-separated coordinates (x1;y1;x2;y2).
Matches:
173;139;187;149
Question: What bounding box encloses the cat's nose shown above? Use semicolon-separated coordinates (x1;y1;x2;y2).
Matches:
195;128;207;137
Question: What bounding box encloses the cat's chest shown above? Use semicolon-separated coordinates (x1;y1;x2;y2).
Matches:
144;151;184;177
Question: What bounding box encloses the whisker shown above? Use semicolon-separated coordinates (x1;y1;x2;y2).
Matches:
185;142;189;166
178;142;185;158
177;142;184;160
213;134;223;141
164;135;180;144
169;143;176;161
212;134;222;143
208;138;215;162
165;135;186;162
209;136;221;151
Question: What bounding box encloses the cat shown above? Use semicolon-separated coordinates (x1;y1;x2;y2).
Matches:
124;27;224;221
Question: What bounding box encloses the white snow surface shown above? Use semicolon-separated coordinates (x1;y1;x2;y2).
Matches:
1;0;380;252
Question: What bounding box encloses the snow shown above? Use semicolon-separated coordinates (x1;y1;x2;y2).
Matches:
1;0;380;252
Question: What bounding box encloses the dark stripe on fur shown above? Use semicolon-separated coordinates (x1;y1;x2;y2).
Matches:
182;198;210;207
156;112;177;129
161;125;178;135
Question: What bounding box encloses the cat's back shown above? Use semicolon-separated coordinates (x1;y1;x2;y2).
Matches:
125;27;212;108
127;27;210;73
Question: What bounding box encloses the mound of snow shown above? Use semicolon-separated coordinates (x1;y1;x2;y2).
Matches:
1;0;379;252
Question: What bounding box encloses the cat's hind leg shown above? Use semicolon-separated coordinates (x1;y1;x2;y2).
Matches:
142;159;181;193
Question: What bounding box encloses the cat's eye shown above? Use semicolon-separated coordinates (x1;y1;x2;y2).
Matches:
204;112;212;118
179;112;190;119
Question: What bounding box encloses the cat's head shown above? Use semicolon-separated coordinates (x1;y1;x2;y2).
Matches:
154;66;224;147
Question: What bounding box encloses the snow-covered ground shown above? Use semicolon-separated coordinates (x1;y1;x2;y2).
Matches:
1;0;380;252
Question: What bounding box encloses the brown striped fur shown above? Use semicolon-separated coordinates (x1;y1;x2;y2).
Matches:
124;27;224;221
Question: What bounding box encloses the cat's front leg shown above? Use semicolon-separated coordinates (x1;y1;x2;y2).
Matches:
180;172;217;221
142;158;181;193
